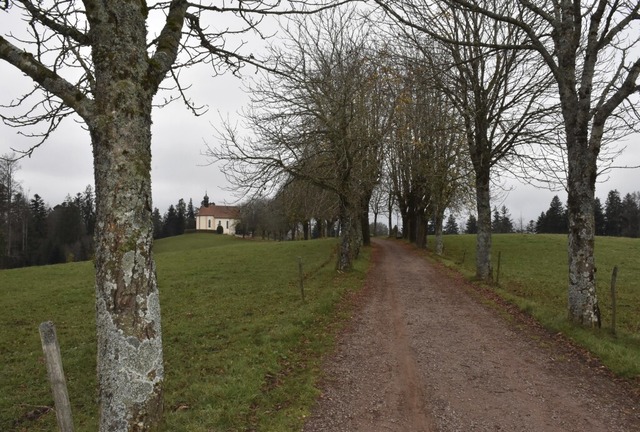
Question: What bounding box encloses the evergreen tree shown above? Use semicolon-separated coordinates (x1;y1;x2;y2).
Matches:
499;206;514;234
444;214;459;234
492;207;501;233
186;198;196;230
28;194;49;265
176;198;186;235
594;197;606;236
492;206;514;233
465;214;478;234
535;211;546;233
620;193;639;238
162;205;179;237
80;185;96;235
543;195;567;233
152;208;163;239
605;190;623;236
30;194;48;239
48;195;85;262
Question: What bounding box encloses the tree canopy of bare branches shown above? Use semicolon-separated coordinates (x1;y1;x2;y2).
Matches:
209;7;397;271
377;0;556;281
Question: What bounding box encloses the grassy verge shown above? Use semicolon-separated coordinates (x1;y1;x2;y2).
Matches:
0;234;370;431
432;233;640;378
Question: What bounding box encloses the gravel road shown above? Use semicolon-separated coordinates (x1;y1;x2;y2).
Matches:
303;239;640;432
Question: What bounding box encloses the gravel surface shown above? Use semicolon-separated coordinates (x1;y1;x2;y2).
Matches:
303;239;640;432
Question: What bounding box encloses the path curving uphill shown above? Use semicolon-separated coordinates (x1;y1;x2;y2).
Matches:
303;239;639;432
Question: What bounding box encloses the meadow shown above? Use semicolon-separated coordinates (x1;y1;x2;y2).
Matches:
434;233;640;378
1;234;369;431
3;233;639;431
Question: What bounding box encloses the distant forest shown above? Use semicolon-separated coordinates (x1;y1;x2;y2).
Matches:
0;179;203;269
460;191;640;238
2;158;639;270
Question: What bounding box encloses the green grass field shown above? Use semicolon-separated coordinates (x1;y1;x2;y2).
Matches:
433;233;640;378
1;234;369;431
3;233;639;430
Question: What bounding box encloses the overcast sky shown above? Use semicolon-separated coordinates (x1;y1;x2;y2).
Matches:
1;11;639;225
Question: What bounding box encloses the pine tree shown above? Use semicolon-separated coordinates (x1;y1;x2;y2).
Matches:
492;207;501;233
152;208;163;239
444;214;459;234
465;214;478;234
620;193;639;238
176;199;186;235
186;198;196;230
499;206;513;234
605;190;623;236
162;205;178;237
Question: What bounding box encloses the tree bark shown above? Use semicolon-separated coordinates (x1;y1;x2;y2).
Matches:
88;3;164;430
475;171;492;281
337;214;353;271
564;113;601;326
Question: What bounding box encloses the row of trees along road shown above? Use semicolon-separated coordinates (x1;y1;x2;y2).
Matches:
375;0;640;327
1;1;349;429
2;0;639;429
212;8;396;271
214;1;640;330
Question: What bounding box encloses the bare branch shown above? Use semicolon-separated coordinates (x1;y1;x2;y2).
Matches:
0;35;93;120
15;0;90;45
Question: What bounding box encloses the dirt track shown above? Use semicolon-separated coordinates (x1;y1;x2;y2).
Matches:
303;239;640;431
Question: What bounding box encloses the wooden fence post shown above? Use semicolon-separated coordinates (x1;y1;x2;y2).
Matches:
496;251;502;285
39;321;74;432
611;266;618;336
298;257;305;302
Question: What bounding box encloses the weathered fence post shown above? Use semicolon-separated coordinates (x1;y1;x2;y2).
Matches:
496;251;502;285
611;266;618;336
39;321;74;432
298;256;305;302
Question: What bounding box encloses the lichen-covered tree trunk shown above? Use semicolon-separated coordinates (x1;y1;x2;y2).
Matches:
475;171;492;281
88;2;164;430
565;135;601;327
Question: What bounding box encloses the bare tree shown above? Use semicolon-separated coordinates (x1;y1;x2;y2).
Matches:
384;53;473;252
0;154;21;264
0;0;346;430
210;8;396;271
377;0;555;281
441;0;640;326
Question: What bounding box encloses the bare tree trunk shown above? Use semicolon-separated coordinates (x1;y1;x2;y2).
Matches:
89;4;163;431
415;211;427;249
372;212;378;236
360;210;371;246
475;172;492;281
434;209;444;255
337;200;354;271
303;220;310;240
360;192;372;246
566;136;601;327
